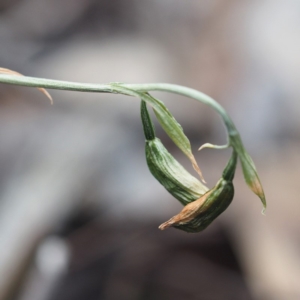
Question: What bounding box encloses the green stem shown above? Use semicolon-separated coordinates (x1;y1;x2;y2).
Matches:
222;150;238;181
0;74;112;93
123;83;238;137
0;72;266;210
140;100;156;141
0;74;238;143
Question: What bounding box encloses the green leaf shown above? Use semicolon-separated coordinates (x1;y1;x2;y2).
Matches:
140;92;205;182
230;134;266;212
240;153;266;212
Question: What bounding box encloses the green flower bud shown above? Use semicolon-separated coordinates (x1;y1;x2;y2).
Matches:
159;150;237;233
146;138;209;205
141;101;208;206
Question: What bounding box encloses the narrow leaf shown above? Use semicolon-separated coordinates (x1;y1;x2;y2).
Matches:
141;92;205;182
198;143;229;151
230;134;266;211
240;153;266;213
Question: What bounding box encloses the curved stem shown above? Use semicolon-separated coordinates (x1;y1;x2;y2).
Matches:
198;142;230;151
0;74;238;142
122;83;238;137
0;72;266;210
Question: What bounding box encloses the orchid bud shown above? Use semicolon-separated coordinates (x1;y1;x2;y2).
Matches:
159;150;237;233
141;100;208;206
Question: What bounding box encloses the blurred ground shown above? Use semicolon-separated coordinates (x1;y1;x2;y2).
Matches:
1;1;300;300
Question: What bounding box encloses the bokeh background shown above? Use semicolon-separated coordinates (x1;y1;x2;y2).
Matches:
1;1;300;299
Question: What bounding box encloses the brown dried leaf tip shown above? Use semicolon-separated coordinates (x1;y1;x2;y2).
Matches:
190;154;206;183
0;67;53;104
159;151;237;233
159;190;213;230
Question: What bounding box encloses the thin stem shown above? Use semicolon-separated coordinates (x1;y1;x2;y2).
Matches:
0;74;238;142
0;74;112;93
0;72;266;210
122;83;238;137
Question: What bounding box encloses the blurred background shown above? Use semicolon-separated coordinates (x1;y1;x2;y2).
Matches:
0;1;300;299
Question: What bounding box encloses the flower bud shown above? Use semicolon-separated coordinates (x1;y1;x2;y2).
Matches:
141;101;208;205
159;150;237;233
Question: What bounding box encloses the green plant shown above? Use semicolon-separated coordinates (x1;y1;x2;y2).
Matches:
0;68;266;232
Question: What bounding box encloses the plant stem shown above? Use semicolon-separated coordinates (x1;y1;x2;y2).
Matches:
0;74;238;142
122;83;238;137
0;72;266;209
0;74;112;93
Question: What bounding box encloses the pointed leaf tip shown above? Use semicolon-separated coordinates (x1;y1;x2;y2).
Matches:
198;143;229;151
143;93;206;183
230;134;266;211
190;155;206;183
198;143;214;151
240;153;266;210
